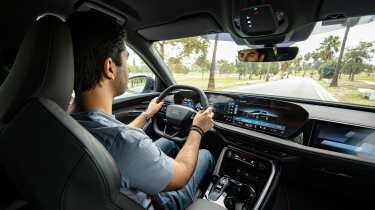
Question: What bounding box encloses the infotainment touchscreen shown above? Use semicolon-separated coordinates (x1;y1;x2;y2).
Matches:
226;100;287;135
313;122;375;159
208;93;308;138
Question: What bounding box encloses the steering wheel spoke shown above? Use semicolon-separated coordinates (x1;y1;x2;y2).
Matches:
163;124;180;138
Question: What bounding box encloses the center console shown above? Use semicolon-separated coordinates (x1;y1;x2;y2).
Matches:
204;147;276;210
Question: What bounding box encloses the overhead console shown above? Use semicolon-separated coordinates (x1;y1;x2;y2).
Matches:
228;0;320;45
207;93;309;139
231;0;289;37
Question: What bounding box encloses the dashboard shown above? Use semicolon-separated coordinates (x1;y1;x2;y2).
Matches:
163;90;375;162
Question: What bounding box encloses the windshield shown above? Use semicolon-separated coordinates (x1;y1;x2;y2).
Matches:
154;15;375;107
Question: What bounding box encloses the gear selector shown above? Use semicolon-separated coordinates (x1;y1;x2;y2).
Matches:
208;176;230;201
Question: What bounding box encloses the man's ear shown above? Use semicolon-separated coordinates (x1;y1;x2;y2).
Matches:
103;57;117;80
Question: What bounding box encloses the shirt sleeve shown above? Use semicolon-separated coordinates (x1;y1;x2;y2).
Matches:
110;127;174;194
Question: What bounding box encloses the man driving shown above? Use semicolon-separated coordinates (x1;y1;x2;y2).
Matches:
68;12;215;210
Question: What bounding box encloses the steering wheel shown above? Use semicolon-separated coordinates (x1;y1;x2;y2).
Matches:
153;85;209;142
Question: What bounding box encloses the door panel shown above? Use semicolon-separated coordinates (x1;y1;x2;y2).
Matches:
113;92;160;124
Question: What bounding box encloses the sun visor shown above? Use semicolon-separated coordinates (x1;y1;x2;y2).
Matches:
138;14;222;41
74;0;137;25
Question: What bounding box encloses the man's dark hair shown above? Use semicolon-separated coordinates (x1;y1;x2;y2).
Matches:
257;48;277;62
67;11;126;94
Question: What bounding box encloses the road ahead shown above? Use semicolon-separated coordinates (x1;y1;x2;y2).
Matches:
224;77;337;101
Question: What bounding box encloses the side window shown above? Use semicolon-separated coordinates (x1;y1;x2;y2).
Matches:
116;47;156;99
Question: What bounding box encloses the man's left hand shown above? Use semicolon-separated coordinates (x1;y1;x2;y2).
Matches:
145;97;164;117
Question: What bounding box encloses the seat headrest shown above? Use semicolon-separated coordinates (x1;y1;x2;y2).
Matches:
0;15;74;123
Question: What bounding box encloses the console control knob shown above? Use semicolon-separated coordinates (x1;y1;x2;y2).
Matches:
224;196;235;210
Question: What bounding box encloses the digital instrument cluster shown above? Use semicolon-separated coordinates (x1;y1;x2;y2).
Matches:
181;98;203;110
173;91;203;111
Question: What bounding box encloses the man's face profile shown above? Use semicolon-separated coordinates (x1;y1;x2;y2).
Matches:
239;49;265;62
113;49;129;96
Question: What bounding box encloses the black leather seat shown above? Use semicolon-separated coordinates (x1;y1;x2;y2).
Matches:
0;15;143;210
0;65;8;86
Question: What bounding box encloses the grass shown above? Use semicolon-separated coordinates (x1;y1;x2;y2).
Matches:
339;73;375;82
318;78;375;107
174;72;261;90
293;70;375;107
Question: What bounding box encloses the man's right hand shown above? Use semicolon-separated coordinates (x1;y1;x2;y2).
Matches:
164;106;215;191
192;107;214;133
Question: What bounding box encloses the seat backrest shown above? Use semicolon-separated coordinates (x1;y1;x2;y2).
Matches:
0;15;143;210
0;64;9;86
1;98;142;210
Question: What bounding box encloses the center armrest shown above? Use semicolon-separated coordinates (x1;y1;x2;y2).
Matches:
187;199;227;210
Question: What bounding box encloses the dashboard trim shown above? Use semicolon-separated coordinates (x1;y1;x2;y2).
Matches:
206;91;375;114
299;103;375;130
215;122;375;168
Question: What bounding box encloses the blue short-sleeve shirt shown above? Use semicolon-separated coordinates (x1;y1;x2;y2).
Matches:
71;111;174;209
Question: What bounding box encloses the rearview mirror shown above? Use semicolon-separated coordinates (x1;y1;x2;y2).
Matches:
238;47;299;62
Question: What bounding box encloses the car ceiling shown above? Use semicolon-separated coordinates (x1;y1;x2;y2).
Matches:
1;0;375;53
